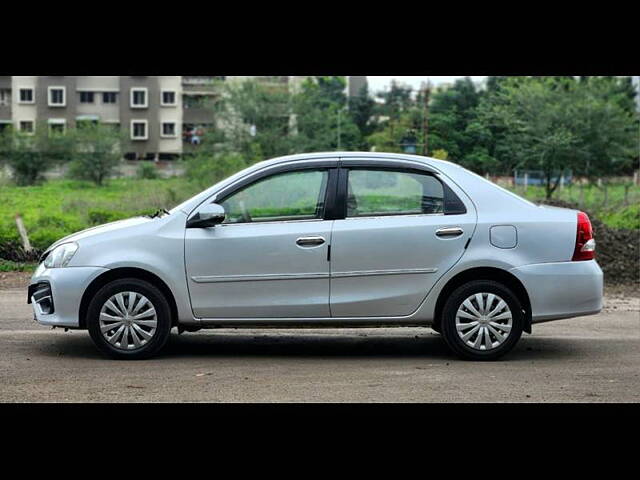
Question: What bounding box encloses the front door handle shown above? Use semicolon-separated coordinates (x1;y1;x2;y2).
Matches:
296;236;326;247
436;227;464;238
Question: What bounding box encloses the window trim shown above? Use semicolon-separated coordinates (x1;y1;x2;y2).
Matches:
160;89;177;107
160;121;177;138
130;119;148;140
214;164;339;226
18;87;35;104
48;86;66;107
130;87;148;109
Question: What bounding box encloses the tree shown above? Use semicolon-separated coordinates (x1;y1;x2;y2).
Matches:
216;79;294;162
429;77;483;165
292;77;361;152
0;123;74;186
348;83;377;149
376;80;413;120
67;123;123;186
477;77;638;198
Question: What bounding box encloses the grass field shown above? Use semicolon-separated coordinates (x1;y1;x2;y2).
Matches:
505;183;640;229
0;177;201;251
0;176;638;268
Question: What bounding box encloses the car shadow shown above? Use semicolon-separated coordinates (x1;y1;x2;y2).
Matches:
33;330;587;362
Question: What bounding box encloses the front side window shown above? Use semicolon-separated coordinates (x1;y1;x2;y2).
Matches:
346;169;444;217
221;169;329;224
48;87;66;106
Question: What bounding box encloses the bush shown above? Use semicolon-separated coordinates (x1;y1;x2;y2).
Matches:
67;124;123;186
185;152;247;189
87;209;126;226
600;204;640;230
137;162;159;180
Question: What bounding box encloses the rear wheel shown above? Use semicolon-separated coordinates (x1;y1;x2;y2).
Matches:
87;278;172;360
441;280;523;361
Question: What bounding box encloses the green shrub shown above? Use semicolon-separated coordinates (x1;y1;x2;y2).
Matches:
87;209;126;225
185;152;247;189
600;204;640;230
137;162;159;180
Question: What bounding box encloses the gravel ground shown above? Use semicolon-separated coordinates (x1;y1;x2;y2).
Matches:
1;286;638;403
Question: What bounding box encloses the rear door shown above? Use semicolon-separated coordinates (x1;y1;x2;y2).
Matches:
329;163;476;317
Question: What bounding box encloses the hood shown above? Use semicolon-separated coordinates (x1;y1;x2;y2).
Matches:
46;216;153;252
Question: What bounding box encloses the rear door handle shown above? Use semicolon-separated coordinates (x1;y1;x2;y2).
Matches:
436;227;464;238
296;236;326;247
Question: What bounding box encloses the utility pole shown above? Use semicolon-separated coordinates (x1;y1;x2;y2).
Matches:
337;109;342;150
421;80;432;156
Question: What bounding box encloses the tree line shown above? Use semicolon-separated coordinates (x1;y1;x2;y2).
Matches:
1;76;638;200
191;75;638;199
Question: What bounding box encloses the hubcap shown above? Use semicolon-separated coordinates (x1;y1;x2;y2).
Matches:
99;292;157;351
455;293;512;351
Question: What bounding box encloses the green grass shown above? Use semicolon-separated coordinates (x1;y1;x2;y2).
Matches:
1;176;638;272
506;183;640;229
0;177;201;251
0;259;37;272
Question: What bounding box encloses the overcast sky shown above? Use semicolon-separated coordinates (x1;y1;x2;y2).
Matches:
367;76;487;93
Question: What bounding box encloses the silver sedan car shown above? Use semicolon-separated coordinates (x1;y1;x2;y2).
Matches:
28;152;603;360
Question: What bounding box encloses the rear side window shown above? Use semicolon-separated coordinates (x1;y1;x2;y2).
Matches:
346;169;445;217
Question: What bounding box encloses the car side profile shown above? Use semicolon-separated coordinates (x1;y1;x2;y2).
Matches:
28;152;603;360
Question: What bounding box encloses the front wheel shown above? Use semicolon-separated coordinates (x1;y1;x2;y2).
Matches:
441;280;524;361
87;278;172;360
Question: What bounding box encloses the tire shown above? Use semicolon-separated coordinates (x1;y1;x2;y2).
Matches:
441;280;523;361
87;278;172;360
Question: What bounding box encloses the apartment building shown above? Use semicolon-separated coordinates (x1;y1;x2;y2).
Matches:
6;76;183;160
2;76;369;157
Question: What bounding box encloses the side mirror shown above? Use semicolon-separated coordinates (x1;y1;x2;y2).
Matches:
186;203;226;228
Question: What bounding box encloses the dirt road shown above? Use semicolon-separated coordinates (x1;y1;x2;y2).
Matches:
1;288;638;402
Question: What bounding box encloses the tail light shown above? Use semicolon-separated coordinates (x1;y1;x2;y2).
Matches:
572;211;596;261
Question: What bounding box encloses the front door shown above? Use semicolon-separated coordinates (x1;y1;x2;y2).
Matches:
330;166;476;317
185;167;335;319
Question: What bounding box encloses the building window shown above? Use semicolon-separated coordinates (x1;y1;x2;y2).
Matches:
131;120;148;140
161;122;177;137
103;92;117;104
79;92;95;103
161;90;177;106
48;86;66;107
130;88;148;108
48;119;66;134
18;88;35;104
19;120;34;133
0;89;11;106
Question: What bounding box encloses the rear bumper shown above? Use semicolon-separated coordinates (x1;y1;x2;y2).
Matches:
29;264;108;328
510;260;603;323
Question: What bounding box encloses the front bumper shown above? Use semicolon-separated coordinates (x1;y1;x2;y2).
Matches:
510;260;603;323
29;264;108;328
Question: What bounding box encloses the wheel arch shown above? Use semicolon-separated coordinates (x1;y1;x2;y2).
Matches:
78;267;179;329
433;267;532;333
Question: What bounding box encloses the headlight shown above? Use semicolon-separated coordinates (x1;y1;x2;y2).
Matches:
43;242;79;268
